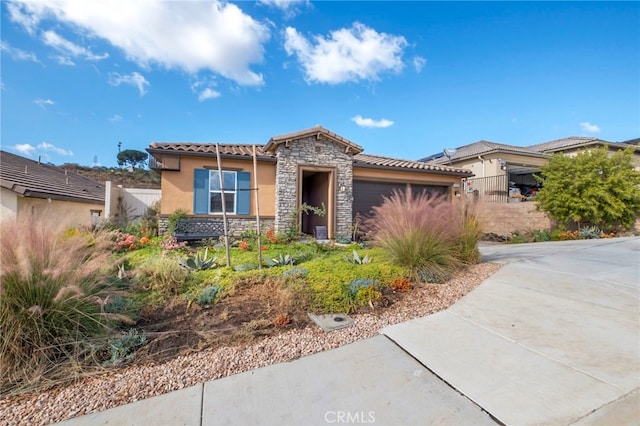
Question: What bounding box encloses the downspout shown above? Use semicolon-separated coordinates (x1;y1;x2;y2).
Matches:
477;156;485;178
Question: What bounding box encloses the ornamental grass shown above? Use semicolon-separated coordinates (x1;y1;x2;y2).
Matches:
0;212;130;395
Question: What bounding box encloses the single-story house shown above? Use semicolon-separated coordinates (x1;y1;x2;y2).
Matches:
147;126;473;240
0;150;105;224
421;136;640;202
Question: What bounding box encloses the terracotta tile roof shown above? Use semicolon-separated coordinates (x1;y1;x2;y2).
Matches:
148;143;471;175
0;151;105;203
422;140;548;164
354;153;472;175
527;137;639;153
265;125;364;154
148;143;274;160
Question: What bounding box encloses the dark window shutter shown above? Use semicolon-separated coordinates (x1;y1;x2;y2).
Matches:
193;169;209;214
236;171;251;215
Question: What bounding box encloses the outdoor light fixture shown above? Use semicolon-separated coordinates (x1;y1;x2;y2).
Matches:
498;158;507;171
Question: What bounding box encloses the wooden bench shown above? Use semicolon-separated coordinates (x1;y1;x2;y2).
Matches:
174;218;223;242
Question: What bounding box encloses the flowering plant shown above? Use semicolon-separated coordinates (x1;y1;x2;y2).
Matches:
265;228;278;244
160;236;187;250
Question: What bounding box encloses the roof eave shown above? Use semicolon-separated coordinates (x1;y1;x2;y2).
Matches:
353;162;473;177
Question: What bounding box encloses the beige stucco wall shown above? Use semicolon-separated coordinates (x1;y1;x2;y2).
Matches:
1;187;19;220
1;190;104;226
160;156;277;216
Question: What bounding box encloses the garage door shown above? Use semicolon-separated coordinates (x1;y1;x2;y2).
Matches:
352;181;448;217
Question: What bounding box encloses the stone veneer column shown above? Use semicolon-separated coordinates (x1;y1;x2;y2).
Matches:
274;137;353;239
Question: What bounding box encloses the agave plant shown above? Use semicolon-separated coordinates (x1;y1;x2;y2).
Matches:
344;249;371;265
180;247;218;270
264;253;295;267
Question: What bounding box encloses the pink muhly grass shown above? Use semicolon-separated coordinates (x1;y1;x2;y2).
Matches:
364;187;465;279
0;211;125;395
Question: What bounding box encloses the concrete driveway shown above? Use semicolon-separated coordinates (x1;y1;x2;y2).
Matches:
384;237;640;425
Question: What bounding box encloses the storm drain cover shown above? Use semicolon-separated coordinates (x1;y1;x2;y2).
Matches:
308;313;354;332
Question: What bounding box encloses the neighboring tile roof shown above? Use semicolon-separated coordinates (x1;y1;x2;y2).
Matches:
528;137;639;153
0;151;105;203
148;143;471;175
264;125;364;154
422;140;548;164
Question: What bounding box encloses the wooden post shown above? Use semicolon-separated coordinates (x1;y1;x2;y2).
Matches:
253;145;262;268
216;144;231;267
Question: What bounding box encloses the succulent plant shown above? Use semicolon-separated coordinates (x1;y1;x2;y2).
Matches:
180;247;218;270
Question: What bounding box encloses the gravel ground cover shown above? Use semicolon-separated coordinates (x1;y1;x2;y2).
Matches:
0;262;501;425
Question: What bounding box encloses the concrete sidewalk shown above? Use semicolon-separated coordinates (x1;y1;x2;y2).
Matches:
56;237;640;426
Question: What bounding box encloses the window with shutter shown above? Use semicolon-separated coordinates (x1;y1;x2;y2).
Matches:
193;169;250;215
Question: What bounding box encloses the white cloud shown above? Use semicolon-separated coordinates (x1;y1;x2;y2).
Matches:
42;30;108;62
413;56;426;73
284;22;407;84
0;41;39;62
37;142;73;156
580;121;601;134
13;144;36;156
53;55;75;66
8;0;270;86
6;2;42;35
34;98;54;108
108;72;149;96
198;88;221;102
258;0;310;18
351;115;394;128
109;114;123;123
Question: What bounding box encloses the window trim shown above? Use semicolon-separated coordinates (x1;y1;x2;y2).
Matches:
209;170;237;214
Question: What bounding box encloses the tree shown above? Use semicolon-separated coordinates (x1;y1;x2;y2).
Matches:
535;147;640;231
117;149;148;169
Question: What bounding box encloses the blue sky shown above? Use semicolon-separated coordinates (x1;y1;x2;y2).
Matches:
1;1;638;168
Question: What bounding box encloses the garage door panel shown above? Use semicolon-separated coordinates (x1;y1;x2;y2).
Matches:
353;181;448;217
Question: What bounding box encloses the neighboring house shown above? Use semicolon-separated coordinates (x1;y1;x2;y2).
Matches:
147;126;472;240
421;136;640;202
0;150;105;224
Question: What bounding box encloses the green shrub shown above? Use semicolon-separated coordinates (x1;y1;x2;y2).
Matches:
535;147;640;230
533;229;551;242
0;213;131;394
167;208;188;234
550;229;564;241
135;256;189;296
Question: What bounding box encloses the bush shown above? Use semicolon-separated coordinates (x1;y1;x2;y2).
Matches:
364;188;480;280
535;147;640;231
135;256;189;296
0;213;130;394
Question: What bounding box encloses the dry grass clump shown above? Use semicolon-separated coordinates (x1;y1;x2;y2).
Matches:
0;212;129;395
365;188;483;281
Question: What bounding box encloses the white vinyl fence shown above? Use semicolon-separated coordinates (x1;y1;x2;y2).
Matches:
105;181;161;222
